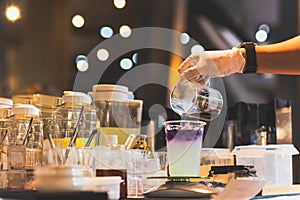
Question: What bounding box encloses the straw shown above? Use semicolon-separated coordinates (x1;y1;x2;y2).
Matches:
48;133;56;149
68;106;85;148
84;129;99;147
0;130;8;145
23;118;33;146
64;106;85;163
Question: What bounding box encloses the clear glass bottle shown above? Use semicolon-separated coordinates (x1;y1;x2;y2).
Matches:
7;104;43;169
54;91;97;148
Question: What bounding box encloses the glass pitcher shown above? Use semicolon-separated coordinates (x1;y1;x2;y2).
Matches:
170;78;223;121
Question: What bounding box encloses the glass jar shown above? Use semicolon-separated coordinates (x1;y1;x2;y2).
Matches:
7;104;43;169
54;91;97;148
91;84;143;145
0;97;13;171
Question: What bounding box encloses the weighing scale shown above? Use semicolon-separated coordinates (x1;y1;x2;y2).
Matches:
144;165;256;198
144;176;225;198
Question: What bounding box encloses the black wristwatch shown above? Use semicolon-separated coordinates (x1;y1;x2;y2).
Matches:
238;42;257;73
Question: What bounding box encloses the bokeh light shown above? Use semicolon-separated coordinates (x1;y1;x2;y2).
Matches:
97;49;110;61
132;53;138;64
119;25;132;38
76;55;88;63
100;26;114;38
72;14;85;28
113;0;126;9
180;33;190;44
5;5;21;22
191;45;205;53
77;60;89;72
258;24;270;34
120;58;133;70
255;30;268;42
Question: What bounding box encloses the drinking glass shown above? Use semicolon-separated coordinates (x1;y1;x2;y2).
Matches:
126;150;146;198
170;79;223;121
164;120;206;177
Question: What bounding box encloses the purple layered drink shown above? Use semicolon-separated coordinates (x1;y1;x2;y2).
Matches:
164;120;205;177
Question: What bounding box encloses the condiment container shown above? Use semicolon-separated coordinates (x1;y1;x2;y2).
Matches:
35;166;84;192
232;144;299;186
200;148;234;176
83;176;122;200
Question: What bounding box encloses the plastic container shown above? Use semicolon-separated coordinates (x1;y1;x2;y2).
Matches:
35;166;84;192
200;148;234;177
82;176;122;200
54;91;97;148
232;144;299;186
7;104;43;169
91;84;143;145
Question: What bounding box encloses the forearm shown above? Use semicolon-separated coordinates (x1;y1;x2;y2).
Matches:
241;36;300;75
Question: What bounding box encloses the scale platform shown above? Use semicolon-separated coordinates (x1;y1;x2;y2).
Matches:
144;176;225;198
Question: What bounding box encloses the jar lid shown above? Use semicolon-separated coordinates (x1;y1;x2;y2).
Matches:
0;97;13;108
33;94;62;108
91;84;129;101
12;95;33;104
92;84;128;93
62;91;92;105
13;104;40;116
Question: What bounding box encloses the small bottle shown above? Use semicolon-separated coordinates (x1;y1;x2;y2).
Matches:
7;104;43;169
132;134;152;153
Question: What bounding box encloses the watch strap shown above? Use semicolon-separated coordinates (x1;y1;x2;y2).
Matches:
238;42;257;73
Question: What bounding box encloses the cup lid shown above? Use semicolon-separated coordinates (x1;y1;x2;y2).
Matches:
13;104;40;116
62;91;92;104
0;97;13;108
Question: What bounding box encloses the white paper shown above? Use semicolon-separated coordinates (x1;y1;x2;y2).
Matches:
212;179;266;200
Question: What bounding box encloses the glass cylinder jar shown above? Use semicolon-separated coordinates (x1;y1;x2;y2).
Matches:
91;84;143;145
54;91;97;148
0;97;13;171
7;104;43;169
